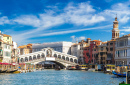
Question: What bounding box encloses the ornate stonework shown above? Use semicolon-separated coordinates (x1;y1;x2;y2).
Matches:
112;16;120;39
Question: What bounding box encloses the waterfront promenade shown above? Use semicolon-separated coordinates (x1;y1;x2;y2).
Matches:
0;70;125;85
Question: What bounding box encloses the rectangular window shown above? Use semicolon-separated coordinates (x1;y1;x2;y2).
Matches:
7;37;9;39
126;50;127;56
124;50;125;57
110;43;113;45
119;40;124;47
110;48;113;51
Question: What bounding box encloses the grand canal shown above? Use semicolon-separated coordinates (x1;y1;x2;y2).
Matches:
0;70;125;85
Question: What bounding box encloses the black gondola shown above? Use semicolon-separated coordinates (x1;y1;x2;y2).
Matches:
6;70;18;73
0;70;7;73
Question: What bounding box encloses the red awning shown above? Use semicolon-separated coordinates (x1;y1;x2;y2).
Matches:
0;63;9;65
19;63;25;65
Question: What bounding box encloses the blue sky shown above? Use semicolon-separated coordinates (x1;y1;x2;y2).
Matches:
0;0;130;45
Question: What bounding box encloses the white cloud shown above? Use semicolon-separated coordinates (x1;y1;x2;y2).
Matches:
121;33;125;35
40;25;111;36
0;16;10;25
100;1;130;23
71;35;76;42
70;35;86;42
120;27;130;32
64;2;105;26
1;1;130;44
78;36;85;40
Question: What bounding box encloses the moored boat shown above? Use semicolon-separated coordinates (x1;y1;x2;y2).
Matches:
0;70;7;73
79;65;88;71
112;71;127;77
67;66;76;70
6;69;18;73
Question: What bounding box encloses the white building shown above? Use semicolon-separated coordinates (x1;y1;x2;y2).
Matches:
115;34;130;66
32;42;73;55
71;43;80;57
0;31;12;63
71;38;91;64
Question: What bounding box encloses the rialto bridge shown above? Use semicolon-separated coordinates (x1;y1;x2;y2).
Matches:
19;48;78;68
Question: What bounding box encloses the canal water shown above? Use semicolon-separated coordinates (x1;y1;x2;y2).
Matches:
0;70;125;85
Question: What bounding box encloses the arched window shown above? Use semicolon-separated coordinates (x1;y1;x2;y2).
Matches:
54;54;57;58
70;58;73;62
29;56;32;61
58;55;61;59
66;57;69;61
46;49;52;57
25;57;28;62
74;59;77;63
41;53;45;58
21;58;24;62
37;54;40;59
33;55;36;60
62;56;65;60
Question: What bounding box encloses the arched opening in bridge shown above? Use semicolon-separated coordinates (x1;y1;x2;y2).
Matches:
70;58;73;62
29;56;32;61
46;49;52;57
74;59;77;63
33;55;36;60
66;57;69;61
37;54;40;59
25;57;28;62
54;54;57;58
41;53;45;58
62;56;65;60
21;58;24;62
58;55;61;59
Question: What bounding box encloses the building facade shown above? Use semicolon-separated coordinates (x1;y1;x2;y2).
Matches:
115;34;130;66
0;31;12;63
32;42;73;55
98;42;107;64
18;44;32;55
83;40;101;64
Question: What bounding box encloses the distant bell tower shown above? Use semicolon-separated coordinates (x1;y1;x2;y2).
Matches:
112;16;120;39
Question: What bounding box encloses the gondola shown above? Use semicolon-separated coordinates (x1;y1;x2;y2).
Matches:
6;69;18;73
0;70;7;73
